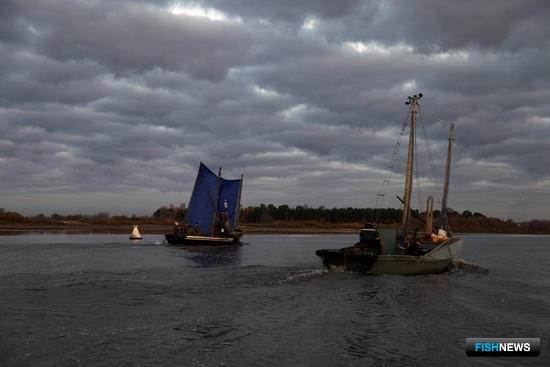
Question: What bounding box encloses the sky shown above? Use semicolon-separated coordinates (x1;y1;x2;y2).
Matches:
1;0;549;220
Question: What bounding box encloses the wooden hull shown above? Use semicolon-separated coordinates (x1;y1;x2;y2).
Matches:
368;255;451;275
316;250;451;275
316;249;378;273
424;238;463;259
316;237;462;275
164;234;240;246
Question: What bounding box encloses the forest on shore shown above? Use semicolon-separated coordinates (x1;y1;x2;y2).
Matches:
1;204;550;234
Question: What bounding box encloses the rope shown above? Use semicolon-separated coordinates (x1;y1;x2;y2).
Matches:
374;105;412;209
418;109;443;205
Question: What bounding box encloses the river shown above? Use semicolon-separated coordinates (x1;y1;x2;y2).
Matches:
0;233;548;366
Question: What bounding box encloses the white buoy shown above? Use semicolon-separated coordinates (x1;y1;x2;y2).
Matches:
129;225;143;240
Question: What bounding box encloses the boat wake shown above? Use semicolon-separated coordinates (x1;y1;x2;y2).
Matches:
280;269;327;283
450;258;488;274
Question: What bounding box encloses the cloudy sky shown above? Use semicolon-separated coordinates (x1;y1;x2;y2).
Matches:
1;0;549;220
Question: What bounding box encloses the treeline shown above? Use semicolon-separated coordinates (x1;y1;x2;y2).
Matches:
0;208;158;225
448;214;550;234
151;203;186;221
238;204;550;234
1;204;405;225
240;204;403;224
2;205;550;234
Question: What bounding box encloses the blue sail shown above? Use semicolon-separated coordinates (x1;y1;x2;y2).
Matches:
218;178;242;228
185;162;242;235
185;163;219;235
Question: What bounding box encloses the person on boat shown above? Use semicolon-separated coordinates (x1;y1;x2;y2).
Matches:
356;222;382;254
404;228;421;256
182;223;188;235
218;210;232;237
397;232;407;254
223;212;229;231
405;241;420;256
218;212;226;236
194;222;200;236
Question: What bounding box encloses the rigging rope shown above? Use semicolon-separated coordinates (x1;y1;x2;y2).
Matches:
374;106;411;209
374;100;450;228
418;108;443;206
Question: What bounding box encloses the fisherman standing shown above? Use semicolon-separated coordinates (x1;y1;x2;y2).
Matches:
405;227;420;256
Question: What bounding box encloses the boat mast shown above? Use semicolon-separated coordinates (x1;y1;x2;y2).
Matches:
234;174;244;229
401;93;422;236
211;166;222;236
439;123;455;231
426;195;434;234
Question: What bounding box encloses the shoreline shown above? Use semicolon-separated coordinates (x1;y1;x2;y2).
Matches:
1;222;549;235
0;224;360;235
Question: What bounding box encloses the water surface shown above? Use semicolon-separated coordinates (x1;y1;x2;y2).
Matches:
0;233;548;366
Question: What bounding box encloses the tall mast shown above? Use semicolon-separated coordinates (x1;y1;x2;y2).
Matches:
235;174;244;228
426;195;434;234
211;166;222;236
440;123;455;231
401;93;422;235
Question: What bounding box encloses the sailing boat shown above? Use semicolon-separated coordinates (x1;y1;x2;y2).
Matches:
316;94;463;275
129;225;142;240
164;162;244;245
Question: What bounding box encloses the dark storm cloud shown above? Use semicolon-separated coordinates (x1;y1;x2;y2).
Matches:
1;0;549;219
196;0;550;52
2;0;258;80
